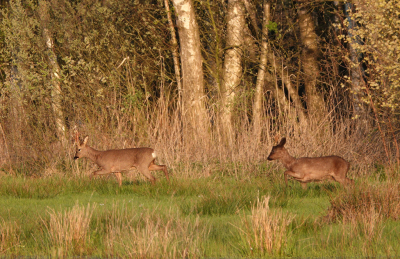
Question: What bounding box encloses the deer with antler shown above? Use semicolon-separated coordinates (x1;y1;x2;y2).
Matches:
73;130;169;186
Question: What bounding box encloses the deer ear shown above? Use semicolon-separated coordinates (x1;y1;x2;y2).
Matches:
83;136;89;146
279;137;286;146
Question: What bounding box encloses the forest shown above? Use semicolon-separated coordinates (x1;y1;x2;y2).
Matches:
0;0;400;257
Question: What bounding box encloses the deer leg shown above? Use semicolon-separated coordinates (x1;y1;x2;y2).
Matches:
333;175;354;187
284;170;305;187
90;168;111;181
333;176;345;186
114;172;122;187
284;171;290;186
148;161;169;181
90;169;122;187
138;165;156;185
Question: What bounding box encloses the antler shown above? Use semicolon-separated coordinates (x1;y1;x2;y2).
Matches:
73;126;80;144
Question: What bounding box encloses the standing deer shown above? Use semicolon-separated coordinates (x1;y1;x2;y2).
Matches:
73;132;169;186
267;137;353;189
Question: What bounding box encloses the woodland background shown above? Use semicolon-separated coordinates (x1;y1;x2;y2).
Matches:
0;0;399;176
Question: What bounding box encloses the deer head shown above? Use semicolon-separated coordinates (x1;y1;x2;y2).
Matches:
74;130;89;160
267;137;287;161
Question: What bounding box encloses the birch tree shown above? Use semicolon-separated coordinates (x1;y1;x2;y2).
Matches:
220;0;245;143
164;0;182;110
253;0;270;141
171;0;209;140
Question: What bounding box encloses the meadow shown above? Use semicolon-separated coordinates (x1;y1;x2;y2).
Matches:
1;161;400;258
1;1;400;258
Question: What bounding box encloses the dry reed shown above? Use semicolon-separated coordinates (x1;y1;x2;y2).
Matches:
105;203;205;258
41;202;96;256
326;182;400;223
240;196;295;256
0;218;20;255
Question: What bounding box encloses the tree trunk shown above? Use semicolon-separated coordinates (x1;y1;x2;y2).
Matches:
171;0;209;141
220;0;245;144
344;3;366;120
243;0;258;36
38;0;67;147
298;5;326;121
164;0;182;111
252;0;270;141
205;0;223;97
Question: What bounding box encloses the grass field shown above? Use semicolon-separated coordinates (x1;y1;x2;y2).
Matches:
0;163;400;258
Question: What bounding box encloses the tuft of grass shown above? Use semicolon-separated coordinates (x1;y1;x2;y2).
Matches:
41;202;96;257
0;218;20;255
102;203;207;258
237;196;295;257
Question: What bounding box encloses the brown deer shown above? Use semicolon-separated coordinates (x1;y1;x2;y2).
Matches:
267;137;353;189
73;132;169;186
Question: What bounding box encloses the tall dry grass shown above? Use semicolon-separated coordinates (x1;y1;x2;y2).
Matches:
104;202;206;258
63;103;387;183
0;218;20;255
239;196;295;256
326;181;400;223
41;202;96;257
322;181;400;255
0;52;391;181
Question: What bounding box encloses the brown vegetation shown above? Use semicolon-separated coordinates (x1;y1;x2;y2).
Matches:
41;202;96;256
326;182;400;223
240;196;295;256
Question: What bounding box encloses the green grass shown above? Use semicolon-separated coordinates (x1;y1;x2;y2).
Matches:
0;170;400;257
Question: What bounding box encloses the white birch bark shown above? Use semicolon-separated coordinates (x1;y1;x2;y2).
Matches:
252;0;270;140
171;0;209;140
221;0;245;143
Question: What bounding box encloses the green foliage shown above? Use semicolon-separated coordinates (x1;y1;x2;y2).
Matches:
343;0;400;113
266;21;278;33
0;0;174;162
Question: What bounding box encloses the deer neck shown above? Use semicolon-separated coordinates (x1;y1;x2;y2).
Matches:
279;150;296;169
85;146;102;164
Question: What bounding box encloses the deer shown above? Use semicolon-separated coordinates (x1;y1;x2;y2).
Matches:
73;131;169;186
267;137;353;189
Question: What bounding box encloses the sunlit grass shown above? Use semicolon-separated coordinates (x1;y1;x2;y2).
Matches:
0;169;399;257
